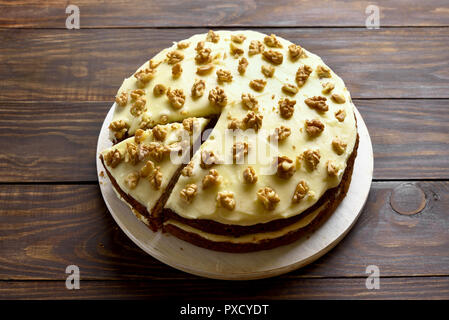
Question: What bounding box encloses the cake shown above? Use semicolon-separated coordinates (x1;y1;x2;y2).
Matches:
101;30;359;252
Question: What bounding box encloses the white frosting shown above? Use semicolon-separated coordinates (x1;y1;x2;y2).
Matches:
101;119;209;213
110;30;357;227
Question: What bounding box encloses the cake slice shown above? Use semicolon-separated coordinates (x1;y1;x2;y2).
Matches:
100;117;209;231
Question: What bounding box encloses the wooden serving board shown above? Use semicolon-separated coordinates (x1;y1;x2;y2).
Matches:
96;105;373;280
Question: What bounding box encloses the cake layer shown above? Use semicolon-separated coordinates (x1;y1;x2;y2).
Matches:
100;118;209;230
162;134;357;247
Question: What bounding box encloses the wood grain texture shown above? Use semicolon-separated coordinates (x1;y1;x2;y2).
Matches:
0;182;448;281
1;277;448;299
1;99;447;183
0;28;448;101
1;0;448;28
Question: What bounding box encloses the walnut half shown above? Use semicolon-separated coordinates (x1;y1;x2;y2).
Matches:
257;187;280;210
305;96;328;112
180;184;198;203
243;166;258;184
276;156;296;179
216;191;236;211
292;180;309;203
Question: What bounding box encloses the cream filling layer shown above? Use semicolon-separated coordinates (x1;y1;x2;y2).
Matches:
164;202;326;244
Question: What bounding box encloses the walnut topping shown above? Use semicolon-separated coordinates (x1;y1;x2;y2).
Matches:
134;129;146;144
242;111;263;131
278;98;296;119
316;65;331;78
166;50;184;65
248;40;264;55
172;63;182;78
109;120;129;140
104;149;122;168
147;142;170;162
335;109;346;122
159;115;168;124
271;126;291;142
130;96;147;117
115;92;128;107
276;156;296;179
241;93;259;111
282;84;299;96
196;64;214;75
249;79;267;92
233;142;249;162
152;125;167;141
305;96;328;112
296;65;313;87
305;119;325;137
130;89;145;101
202;169;222;189
238;57;248;75
148;59;161;69
263;50;283;65
332;138;347;155
191;79;206;98
261;65;275;78
125;142;139;165
206;30;219;43
327;160;339;177
288;44;306;61
228;117;242;130
216;191;236;210
153;84;167;96
195;41;205;52
150;167;162;190
216;69;233;82
140;160;155;178
264;34;282;48
134;68;156;87
230;42;244;57
292;180;309;203
177;41;190;49
167;88;185;109
181;161;194;177
182;117;199;134
322;82;335;94
243;166;258;184
195;47;212;64
331;93;346;104
257;187;280;210
200;150;220;169
231;34;246;43
303;149;321;170
208;87;228;107
139;114;153;130
180;184;198;203
124;172;140;189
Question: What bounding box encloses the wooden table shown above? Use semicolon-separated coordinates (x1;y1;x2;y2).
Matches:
0;0;448;299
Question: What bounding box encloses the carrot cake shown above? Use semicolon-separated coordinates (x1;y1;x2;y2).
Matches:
101;30;359;252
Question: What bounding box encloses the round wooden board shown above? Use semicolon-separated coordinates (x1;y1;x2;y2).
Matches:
97;104;373;280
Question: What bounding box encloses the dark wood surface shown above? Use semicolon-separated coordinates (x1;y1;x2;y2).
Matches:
0;0;448;299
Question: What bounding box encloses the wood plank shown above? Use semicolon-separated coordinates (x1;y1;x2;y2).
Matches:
0;182;448;281
1;277;448;299
0;0;448;28
1;99;448;183
0;28;448;101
